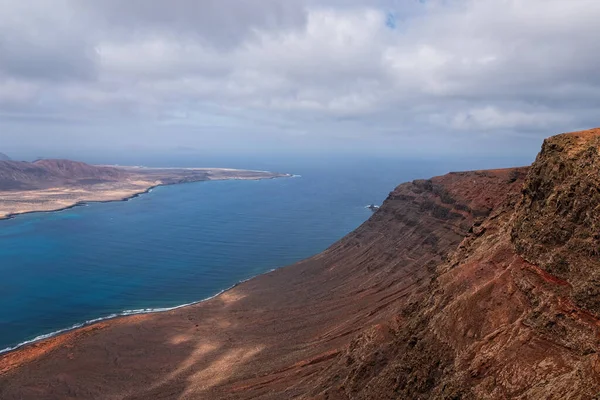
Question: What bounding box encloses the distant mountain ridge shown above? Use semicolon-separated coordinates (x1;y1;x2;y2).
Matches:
0;152;11;161
0;159;124;190
32;159;124;180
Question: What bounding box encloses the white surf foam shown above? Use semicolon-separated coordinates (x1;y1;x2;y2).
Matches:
0;279;254;356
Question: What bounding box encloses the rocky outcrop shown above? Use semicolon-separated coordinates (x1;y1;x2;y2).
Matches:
512;129;600;315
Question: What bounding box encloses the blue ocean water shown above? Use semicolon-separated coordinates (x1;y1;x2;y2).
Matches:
0;155;527;352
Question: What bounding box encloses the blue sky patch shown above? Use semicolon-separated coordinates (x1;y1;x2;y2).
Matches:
385;11;397;29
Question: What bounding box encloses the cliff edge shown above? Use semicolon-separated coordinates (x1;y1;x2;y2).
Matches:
317;129;600;399
513;129;600;315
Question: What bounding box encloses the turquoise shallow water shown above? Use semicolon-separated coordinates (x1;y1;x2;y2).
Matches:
0;155;525;352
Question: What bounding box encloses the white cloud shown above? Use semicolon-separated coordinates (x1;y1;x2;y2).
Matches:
1;0;600;156
449;106;573;131
0;79;39;104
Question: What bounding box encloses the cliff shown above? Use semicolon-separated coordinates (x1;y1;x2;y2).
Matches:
1;129;600;399
512;129;600;314
315;129;600;399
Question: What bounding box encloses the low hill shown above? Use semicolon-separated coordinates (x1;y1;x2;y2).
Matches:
0;159;124;190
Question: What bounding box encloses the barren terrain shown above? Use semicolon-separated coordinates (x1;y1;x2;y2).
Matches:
0;159;287;219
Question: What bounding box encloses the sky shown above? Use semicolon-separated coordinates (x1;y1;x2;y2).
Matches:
1;0;600;161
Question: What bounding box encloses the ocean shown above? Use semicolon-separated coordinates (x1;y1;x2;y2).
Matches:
0;154;526;352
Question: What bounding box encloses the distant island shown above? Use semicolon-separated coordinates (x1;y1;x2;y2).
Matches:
0;158;289;220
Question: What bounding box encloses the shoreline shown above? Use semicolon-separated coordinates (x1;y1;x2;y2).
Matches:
0;172;291;356
0;185;158;221
0;269;275;356
0;172;291;222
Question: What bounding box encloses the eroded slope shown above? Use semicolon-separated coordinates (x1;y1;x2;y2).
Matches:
316;130;600;399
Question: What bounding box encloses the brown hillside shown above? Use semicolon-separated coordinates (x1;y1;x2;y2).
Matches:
0;159;124;190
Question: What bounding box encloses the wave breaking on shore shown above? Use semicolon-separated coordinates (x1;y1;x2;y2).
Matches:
0;271;270;355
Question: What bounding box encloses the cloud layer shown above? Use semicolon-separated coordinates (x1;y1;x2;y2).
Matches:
1;0;599;157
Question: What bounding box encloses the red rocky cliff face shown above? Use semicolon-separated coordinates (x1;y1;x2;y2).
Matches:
512;129;600;316
317;130;600;399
